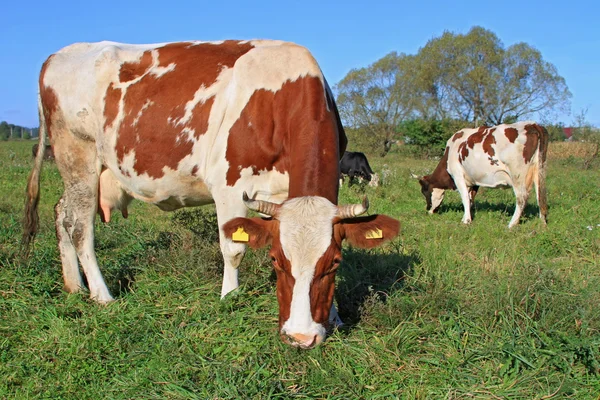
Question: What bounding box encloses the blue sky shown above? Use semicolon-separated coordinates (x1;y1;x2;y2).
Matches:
1;0;598;128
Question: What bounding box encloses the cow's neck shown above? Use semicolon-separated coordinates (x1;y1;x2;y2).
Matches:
429;147;456;190
286;120;341;204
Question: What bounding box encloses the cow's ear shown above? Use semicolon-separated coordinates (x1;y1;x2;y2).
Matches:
337;215;400;249
222;217;275;249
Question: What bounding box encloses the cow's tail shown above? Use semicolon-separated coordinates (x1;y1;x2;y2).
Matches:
22;92;47;257
536;124;549;225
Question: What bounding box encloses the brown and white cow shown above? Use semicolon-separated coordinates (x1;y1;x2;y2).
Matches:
417;121;548;228
23;40;400;348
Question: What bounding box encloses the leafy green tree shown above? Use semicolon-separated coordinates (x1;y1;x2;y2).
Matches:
0;121;9;141
398;118;467;155
414;26;571;125
571;108;599;169
335;52;418;155
544;122;567;142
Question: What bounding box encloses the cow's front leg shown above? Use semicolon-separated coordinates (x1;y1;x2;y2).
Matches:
455;179;472;224
215;193;248;298
219;238;246;298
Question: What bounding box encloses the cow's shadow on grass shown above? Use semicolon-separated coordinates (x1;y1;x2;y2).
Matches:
436;200;541;223
333;245;419;330
94;230;178;297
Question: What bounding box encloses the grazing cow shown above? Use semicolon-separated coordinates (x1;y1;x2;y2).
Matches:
23;40;400;348
417;121;548;228
32;143;54;160
339;151;374;184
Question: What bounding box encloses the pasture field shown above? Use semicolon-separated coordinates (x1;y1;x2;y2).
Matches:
1;139;599;399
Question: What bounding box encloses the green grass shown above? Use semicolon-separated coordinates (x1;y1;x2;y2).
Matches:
1;140;599;398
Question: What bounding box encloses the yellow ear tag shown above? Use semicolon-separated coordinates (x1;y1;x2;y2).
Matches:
365;228;383;240
232;227;249;242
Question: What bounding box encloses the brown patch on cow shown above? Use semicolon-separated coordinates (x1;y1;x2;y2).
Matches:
482;128;496;157
115;41;254;178
523;124;540;163
191;165;199;176
226;75;341;203
190;96;215;139
39;56;59;140
504;127;519;143
309;243;341;325
119;51;153;82
276;268;294;328
451;131;464;142
103;83;122;130
458;142;469;163
264;228;295;329
226;88;285;186
459;126;496;163
466;126;487;149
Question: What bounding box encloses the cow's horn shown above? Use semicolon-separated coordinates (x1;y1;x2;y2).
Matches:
337;197;369;219
410;172;420;179
242;192;281;217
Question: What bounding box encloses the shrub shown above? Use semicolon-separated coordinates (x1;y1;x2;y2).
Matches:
171;207;219;242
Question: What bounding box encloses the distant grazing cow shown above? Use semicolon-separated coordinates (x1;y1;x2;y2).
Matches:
31;144;54;160
417;121;548;228
23;40;400;349
340;151;375;184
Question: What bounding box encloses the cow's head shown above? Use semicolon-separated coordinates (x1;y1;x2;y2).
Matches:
358;170;372;182
222;193;400;349
418;175;445;214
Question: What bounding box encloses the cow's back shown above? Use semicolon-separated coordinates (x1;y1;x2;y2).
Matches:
446;122;543;187
40;40;335;208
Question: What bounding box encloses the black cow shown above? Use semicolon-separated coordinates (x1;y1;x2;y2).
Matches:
32;144;54;160
340;151;374;184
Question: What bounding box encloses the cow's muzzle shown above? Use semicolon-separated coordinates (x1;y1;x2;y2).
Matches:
281;332;322;349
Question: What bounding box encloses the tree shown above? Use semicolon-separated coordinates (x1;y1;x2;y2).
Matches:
572;108;599;169
398;118;467;155
335;52;418;155
0;121;9;141
414;26;571;126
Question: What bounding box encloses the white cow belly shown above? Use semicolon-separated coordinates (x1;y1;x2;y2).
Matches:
461;160;513;188
117;172;214;211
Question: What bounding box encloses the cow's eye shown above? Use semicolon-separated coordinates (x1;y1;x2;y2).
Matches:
271;255;284;272
327;258;342;274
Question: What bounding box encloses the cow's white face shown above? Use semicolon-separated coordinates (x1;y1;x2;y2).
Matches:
277;197;338;347
222;195;401;349
429;188;445;214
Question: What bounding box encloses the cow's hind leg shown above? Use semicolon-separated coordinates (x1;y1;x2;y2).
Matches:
55;195;84;293
508;185;529;229
54;140;113;303
533;165;548;225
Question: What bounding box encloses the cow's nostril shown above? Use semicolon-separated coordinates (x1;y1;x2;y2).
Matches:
301;335;317;349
